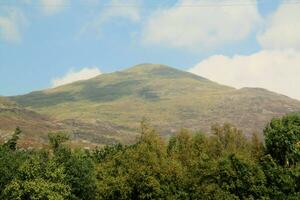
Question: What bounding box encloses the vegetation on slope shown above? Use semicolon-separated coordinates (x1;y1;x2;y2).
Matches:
0;97;65;147
9;64;300;145
0;97;122;148
1;113;300;199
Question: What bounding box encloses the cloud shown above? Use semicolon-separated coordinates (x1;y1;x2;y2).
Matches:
79;0;140;36
51;67;102;88
39;0;68;15
100;0;140;22
257;4;300;50
0;8;27;43
189;50;300;100
142;0;261;50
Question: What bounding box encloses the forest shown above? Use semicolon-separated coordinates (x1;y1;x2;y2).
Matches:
0;113;300;200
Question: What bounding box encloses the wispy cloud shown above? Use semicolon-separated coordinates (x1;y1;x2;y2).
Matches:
51;67;102;88
0;8;27;43
39;0;68;15
79;0;141;36
0;0;67;43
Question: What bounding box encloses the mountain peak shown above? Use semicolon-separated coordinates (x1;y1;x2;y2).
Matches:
124;63;175;72
121;63;207;81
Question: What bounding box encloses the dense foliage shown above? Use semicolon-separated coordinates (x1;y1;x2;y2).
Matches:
1;113;300;199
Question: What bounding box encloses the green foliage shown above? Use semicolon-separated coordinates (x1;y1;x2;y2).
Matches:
264;113;300;167
4;127;22;151
96;123;187;200
48;132;69;151
211;123;249;155
93;143;124;162
250;132;264;160
1;114;300;199
55;149;97;200
3;178;69;200
217;154;267;199
0;146;28;196
258;154;300;199
2;153;70;200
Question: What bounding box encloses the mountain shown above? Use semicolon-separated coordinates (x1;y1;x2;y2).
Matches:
8;64;300;145
0;96;63;147
0;96;121;148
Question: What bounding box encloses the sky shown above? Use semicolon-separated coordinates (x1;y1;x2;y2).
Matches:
0;0;300;100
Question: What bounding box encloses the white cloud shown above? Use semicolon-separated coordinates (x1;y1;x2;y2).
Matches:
39;0;68;15
51;67;102;88
142;0;261;50
80;0;140;35
0;8;27;43
189;50;300;100
258;4;300;50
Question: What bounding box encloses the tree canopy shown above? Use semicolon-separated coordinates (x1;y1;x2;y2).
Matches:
1;113;300;199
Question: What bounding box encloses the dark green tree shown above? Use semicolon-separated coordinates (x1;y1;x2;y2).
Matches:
4;127;22;151
260;154;299;199
48;132;69;152
264;113;300;167
0;147;28;197
217;154;267;199
62;150;97;200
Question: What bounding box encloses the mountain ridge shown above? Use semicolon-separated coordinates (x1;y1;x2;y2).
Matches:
3;64;300;146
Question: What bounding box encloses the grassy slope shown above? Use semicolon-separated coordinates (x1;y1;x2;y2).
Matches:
0;96;64;147
0;97;123;148
10;64;300;143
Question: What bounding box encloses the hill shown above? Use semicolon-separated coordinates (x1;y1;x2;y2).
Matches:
0;97;121;148
9;64;300;144
0;96;63;147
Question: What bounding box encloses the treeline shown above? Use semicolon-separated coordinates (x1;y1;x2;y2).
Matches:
0;113;300;199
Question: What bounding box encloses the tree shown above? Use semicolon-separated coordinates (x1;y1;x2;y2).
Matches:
0;146;28;196
4;127;22;151
210;123;250;158
217;154;267;199
48;132;69;152
264;113;300;167
96;123;187;200
2;153;70;199
260;155;298;199
48;131;98;200
167;129;193;166
251;132;264;160
59;150;97;200
93;143;124;163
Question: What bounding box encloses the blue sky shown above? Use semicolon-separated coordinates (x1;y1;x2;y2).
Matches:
1;0;300;100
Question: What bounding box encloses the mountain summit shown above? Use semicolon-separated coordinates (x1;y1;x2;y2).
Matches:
6;64;300;146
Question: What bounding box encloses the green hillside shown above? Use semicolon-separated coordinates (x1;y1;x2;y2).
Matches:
0;97;121;148
0;96;62;146
10;64;300;144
